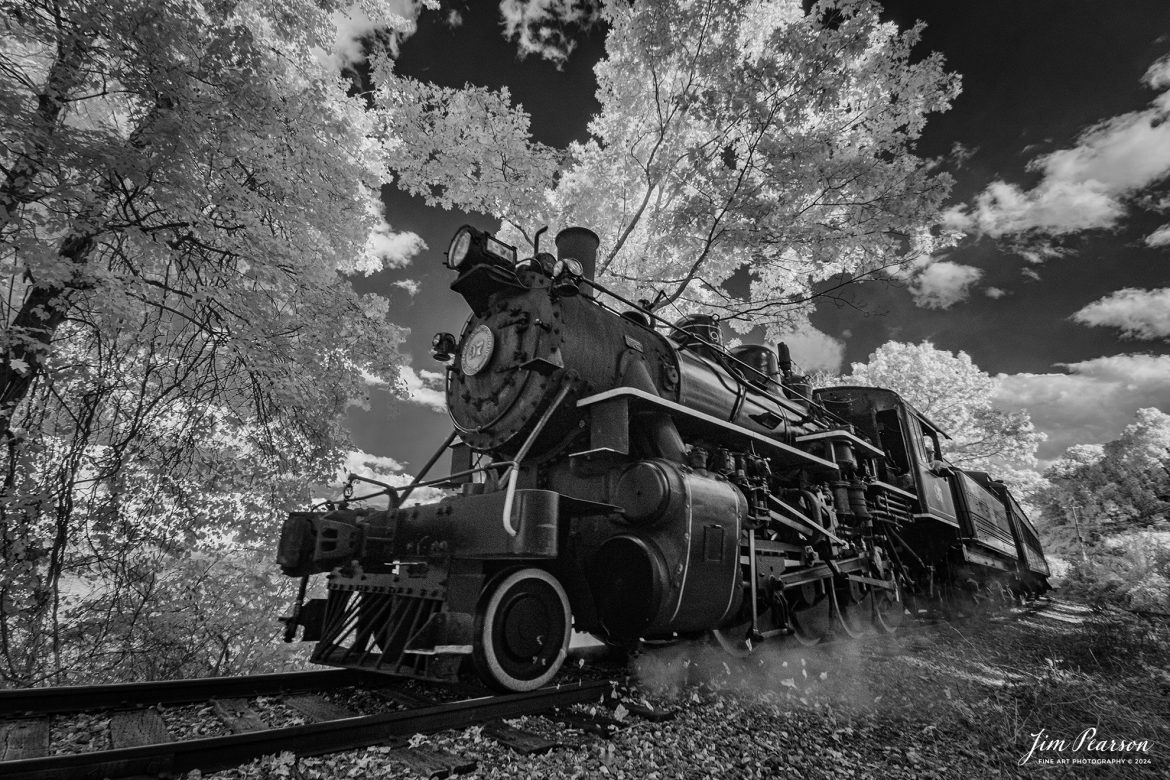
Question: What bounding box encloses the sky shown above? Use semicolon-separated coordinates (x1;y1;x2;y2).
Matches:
344;0;1170;477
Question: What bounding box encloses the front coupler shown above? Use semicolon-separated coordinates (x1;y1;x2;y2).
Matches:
275;488;565;681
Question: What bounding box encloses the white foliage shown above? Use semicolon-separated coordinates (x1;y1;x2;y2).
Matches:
496;0;961;341
842;341;1044;479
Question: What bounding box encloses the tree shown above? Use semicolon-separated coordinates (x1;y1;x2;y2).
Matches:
495;0;962;341
375;66;560;232
835;341;1044;484
1036;407;1170;534
1034;409;1170;613
0;0;557;684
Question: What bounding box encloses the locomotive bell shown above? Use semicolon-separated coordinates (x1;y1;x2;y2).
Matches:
554;227;599;298
671;314;722;348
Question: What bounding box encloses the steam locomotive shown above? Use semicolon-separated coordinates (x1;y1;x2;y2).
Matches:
275;225;1050;692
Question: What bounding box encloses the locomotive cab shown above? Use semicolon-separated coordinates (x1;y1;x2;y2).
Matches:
813;386;1044;606
814;387;958;523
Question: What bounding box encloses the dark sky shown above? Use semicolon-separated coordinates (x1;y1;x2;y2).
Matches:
817;1;1170;374
348;1;1170;474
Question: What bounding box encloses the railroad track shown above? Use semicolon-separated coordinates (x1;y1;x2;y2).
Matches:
0;601;1059;779
0;670;655;780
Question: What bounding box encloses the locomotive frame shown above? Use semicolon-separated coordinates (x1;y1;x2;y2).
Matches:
276;224;1050;692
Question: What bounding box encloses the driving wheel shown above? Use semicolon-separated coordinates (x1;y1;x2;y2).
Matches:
789;580;834;646
833;579;873;638
872;579;907;634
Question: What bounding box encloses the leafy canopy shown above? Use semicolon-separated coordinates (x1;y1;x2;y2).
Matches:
496;0;961;342
0;0;553;684
1037;407;1170;535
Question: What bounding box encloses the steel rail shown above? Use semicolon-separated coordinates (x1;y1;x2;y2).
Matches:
0;669;389;717
0;679;612;780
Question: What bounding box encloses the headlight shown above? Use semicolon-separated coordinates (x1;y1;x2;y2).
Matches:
447;228;472;268
444;225;517;272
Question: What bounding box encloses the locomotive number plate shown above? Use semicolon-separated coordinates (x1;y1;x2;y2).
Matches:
461;324;495;376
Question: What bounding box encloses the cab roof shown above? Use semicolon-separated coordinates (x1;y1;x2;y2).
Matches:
816;385;952;440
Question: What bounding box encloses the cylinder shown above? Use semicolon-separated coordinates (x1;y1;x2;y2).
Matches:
613;461;673;525
589;536;666;639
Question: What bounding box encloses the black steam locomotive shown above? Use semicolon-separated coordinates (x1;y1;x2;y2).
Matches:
276;225;1050;692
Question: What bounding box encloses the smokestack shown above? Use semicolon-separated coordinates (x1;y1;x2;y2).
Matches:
555;227;600;297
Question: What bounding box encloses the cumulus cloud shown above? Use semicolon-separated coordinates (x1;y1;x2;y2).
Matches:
948;51;1170;239
1018;244;1066;264
344;449;406;477
321;449;446;508
984;286;1007;299
994;353;1170;461
366;220;427;272
775;323;845;374
446;9;464;27
393;279;421;296
1072;288;1170;340
398;365;447;412
1145;224;1170;247
909;261;983;309
1145;52;1170;90
498;0;598;65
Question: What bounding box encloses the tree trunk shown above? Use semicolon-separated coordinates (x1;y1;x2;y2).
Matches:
0;232;94;437
0;29;91;438
0;33;89;235
1;73;170;438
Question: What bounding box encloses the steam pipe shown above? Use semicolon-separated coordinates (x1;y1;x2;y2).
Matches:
501;382;573;537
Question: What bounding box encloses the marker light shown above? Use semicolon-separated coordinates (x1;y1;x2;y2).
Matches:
552;256;584;296
431;332;457;362
552;257;583;278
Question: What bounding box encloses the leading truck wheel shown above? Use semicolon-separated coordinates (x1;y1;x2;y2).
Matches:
473;568;571;692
